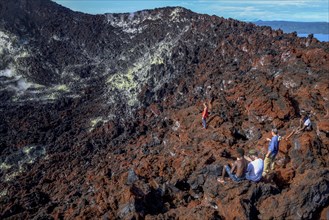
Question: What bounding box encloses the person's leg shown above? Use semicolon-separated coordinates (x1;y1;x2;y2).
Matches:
233;175;243;182
270;160;275;170
270;155;276;170
202;118;207;128
295;126;304;134
218;165;229;183
299;118;303;128
285;129;295;140
221;165;227;179
262;156;272;176
224;165;238;181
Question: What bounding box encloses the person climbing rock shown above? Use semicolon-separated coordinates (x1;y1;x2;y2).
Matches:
202;102;209;129
262;128;280;177
298;112;312;132
245;149;264;182
217;148;248;183
285;111;312;140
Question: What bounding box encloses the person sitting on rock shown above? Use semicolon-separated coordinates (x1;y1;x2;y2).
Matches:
217;148;248;183
202;102;209;129
297;112;312;132
262;128;280;177
244;149;264;182
285;111;312;140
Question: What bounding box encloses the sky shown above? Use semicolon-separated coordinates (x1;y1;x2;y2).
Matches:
53;0;329;22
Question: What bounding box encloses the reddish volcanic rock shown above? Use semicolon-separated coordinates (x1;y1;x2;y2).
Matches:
318;119;329;132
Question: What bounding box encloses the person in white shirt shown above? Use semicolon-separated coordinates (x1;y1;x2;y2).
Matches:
298;114;312;132
244;149;264;182
285;111;312;140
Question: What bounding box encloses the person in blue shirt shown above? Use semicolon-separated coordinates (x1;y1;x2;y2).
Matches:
263;128;280;177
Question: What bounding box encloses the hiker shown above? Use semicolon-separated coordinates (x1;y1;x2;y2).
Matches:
297;112;312;132
202;102;209;129
245;149;264;182
262;128;280;177
217;148;248;183
285;112;312;140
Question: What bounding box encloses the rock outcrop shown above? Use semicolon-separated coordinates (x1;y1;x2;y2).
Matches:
0;0;328;219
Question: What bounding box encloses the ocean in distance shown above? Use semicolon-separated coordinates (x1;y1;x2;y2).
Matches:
297;34;329;42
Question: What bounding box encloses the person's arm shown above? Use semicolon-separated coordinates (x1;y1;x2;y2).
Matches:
267;137;274;157
246;163;251;174
244;155;252;162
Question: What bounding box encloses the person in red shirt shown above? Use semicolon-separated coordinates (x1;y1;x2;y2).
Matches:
202;102;209;128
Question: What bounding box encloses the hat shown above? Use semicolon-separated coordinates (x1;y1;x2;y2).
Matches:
249;149;257;156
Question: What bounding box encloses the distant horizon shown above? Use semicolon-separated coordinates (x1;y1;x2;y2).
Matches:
53;0;329;23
